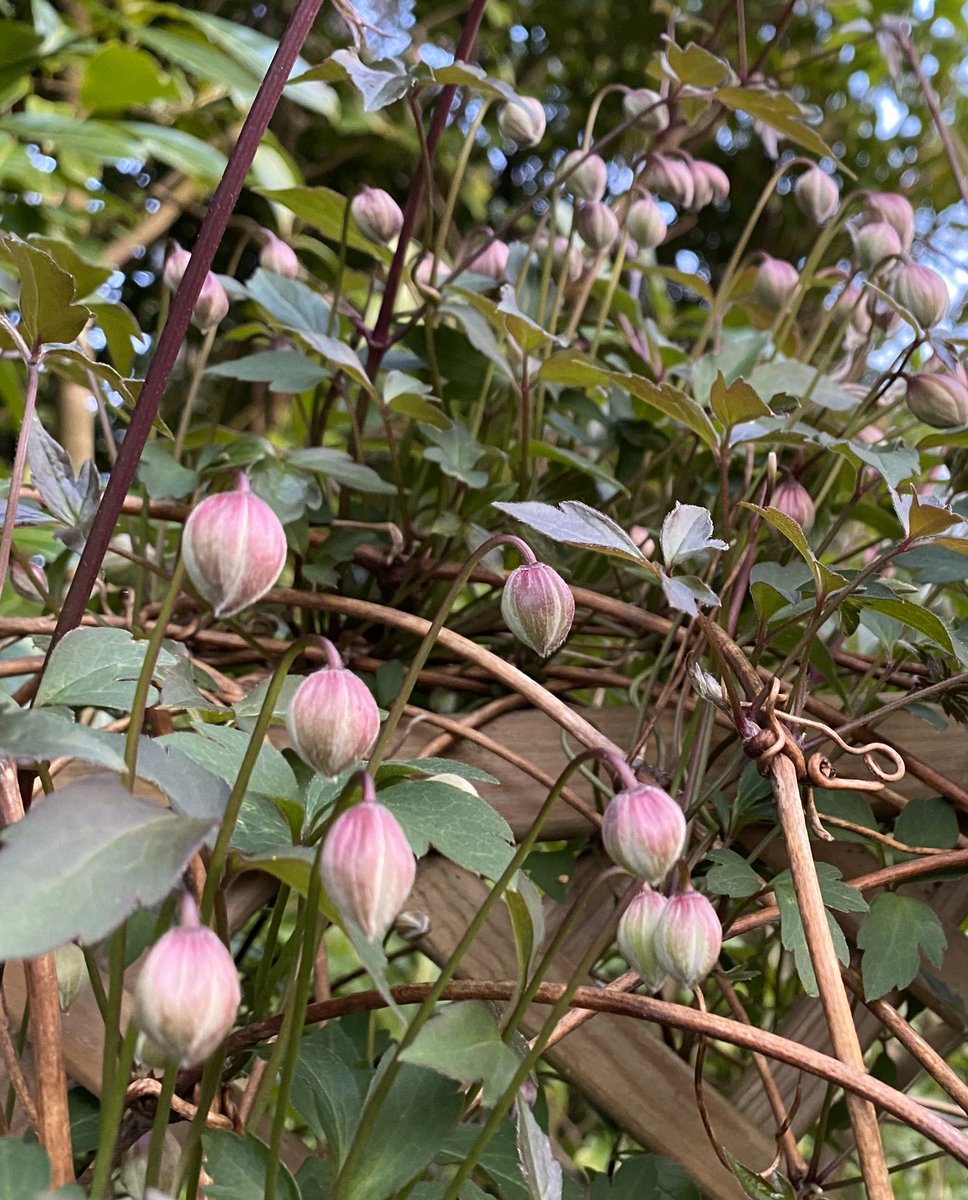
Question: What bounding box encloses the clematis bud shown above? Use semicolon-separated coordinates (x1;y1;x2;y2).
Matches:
321;790;416;940
627;194;667;249
689;161;730;209
654;887;722;990
865;192;915;252
772;478;815;533
10;558;47;602
182;474;287;618
52;944;85;1012
497;96;546;147
259;231;300;278
601;784;686;884
120;1130;180;1200
622;88;668;132
501;561;575;657
464;236;509;281
854;221;902;274
575;201;619;252
795;165;839;225
643;155;694;209
286;639;381;777
617;887;668;993
924;353;968;384
162;242;191;292
753;256;799;313
905;373;968;429
414;252;447;294
133;894;240;1068
351;187;404;244
893;263;948;329
543;235;583;283
192;272;229;331
561;151;608;202
834;285;873;337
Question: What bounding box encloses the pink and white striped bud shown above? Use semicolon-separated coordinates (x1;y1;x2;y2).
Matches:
351;187;404;244
689;161;730;209
162;242;191;292
617;886;669;993
545;236;583;283
643;155;694;209
321;793;416;941
753;256;799;313
865;193;915;252
854;221;902;274
497;96;546;147
561;151;607;202
192;272;229;331
654;888;722;990
575;201;619;252
465;236;510;281
795;165;839;225
627;194;667;249
120;1130;180;1200
259;231;300;278
893;263;948;329
286;641;381;777
182;474;287;618
622;88;668;133
133;894;240;1068
601;784;686;884
834;285;873;337
10;558;47;602
501;562;575;657
772;478;815;533
905;373;968;429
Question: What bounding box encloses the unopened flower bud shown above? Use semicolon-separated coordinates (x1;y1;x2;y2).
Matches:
414;252;447;294
497;96;546;147
795;165;839;225
286;640;381;777
601;785;686;884
321;793;416;940
923;354;968;385
465;236;509;281
162;242;191;292
627;194;667;249
351;187;404;244
10;558;47;602
52;944;85;1012
643;155;694;209
854;221;902;274
865;192;915;252
622;88;668;132
893;263;948;329
182;474;287;618
654;888;722;990
192;272;229;331
617;887;668;993
259;231;300;278
543;236;583;283
753;256;799;313
575;201;619;252
133;894;240;1068
689;161;730;209
772;478;815;533
120;1130;180;1200
501;562;575;657
834;285;873;337
561;151;607;202
905;373;968;429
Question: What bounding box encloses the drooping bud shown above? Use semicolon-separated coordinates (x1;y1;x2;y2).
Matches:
543;235;583;283
259;231;300;278
854;221;902;274
893;263;948;329
501;562;575;657
654;888;722;990
286;640;381;777
689;161;730;209
643;155;694;209
834;284;873;337
795;165;839;225
627;194;667;249
132;894;240;1068
119;1130;180;1200
192;271;229;331
753;255;799;313
772;478;815;533
865;192;915;252
905;373;968;429
622;88;668;133
497;96;546;147
182;474;287;618
162;242;191;292
413;252;447;294
464;236;510;281
575;201;619;252
10;558;48;602
601;784;686;884
321;792;416;941
617;886;668;993
561;151;608;202
52;944;85;1012
351;186;404;244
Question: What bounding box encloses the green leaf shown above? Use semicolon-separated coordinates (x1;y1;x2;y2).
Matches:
202;1130;299;1200
743;503;845;595
289;447;397;494
619;373;719;449
207;350;329;393
0;776;214;958
380;780;514;879
26;417;100;539
505;871;545;977
0;235;90;345
245;267;333;338
660;572;721;618
710;371;771;427
129;734;231;823
258;186;392;261
26;237;112;300
704;848;761;898
376;759;499;786
158;724;299;805
289;1023;368;1162
660;503;728;567
715;87;838;161
80;43;179;112
516;1102;562;1200
401;1001;520;1105
833;440;919;491
300;48;411;111
894;797;959;857
722;1151;795;1200
0;1138;51;1198
123;122;229;183
773;864;867;996
857;597;956;658
663;40;730;87
857;893;947;1000
0;112;144;162
0;709;126;771
527;440;628;493
494;500;649;566
35;627;178;710
590;1154;700;1200
423;421;489;488
137;441;199;500
747;361;858;413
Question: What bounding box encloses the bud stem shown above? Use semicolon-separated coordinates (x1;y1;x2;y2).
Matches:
143;1064;178;1193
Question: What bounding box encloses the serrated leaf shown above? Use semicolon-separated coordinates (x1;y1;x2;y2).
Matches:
663;40;730;87
891;488;964;540
401;1001;520;1105
618;373;719;449
0;234;90;345
35;627;177;710
710;371;771;427
857;597;956;658
832;440;919;490
743;503;845;595
27;417;100;532
494;500;649;566
660;503;728;568
660;572;721;618
516;1102;562;1200
704;848;762;898
715;87;838;161
423;421;489;488
289;447;396;493
129;735;231;824
375;758;499;785
245;266;334;333
158;724;298;805
207;350;329;393
857;893;947;1000
772;864;867;996
589;1154;700;1200
0;709;126;771
136;442;199;501
380;780;514;879
893;797;959;857
747;361;858;413
289;1023;367;1163
723;1151;795;1200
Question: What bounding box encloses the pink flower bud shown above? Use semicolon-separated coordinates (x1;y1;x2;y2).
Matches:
753;255;799;313
575;201;619;252
772;478;815;533
643;155;694;209
689;161;730;209
133;894;240;1068
497;96;546;147
162;242;191;292
626;194;667;249
501;562;575;657
465;236;510;281
192;272;229;331
617;886;668;993
601;784;686;884
834;285;873;337
259;231;300;278
10;558;47;602
351;187;404;244
795;165;839;225
286;642;381;777
561;151;607;202
414;252;447;293
182;474;287;618
853;221;902;274
120;1130;180;1200
865;193;915;252
542;235;583;283
622;88;668;132
321;795;416;940
654;888;722;989
893;263;948;329
905;373;968;429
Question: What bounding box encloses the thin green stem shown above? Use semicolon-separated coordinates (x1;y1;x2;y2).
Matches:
173;324;218;461
143;1065;177;1191
88;1022;139;1199
176;1047;228;1200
